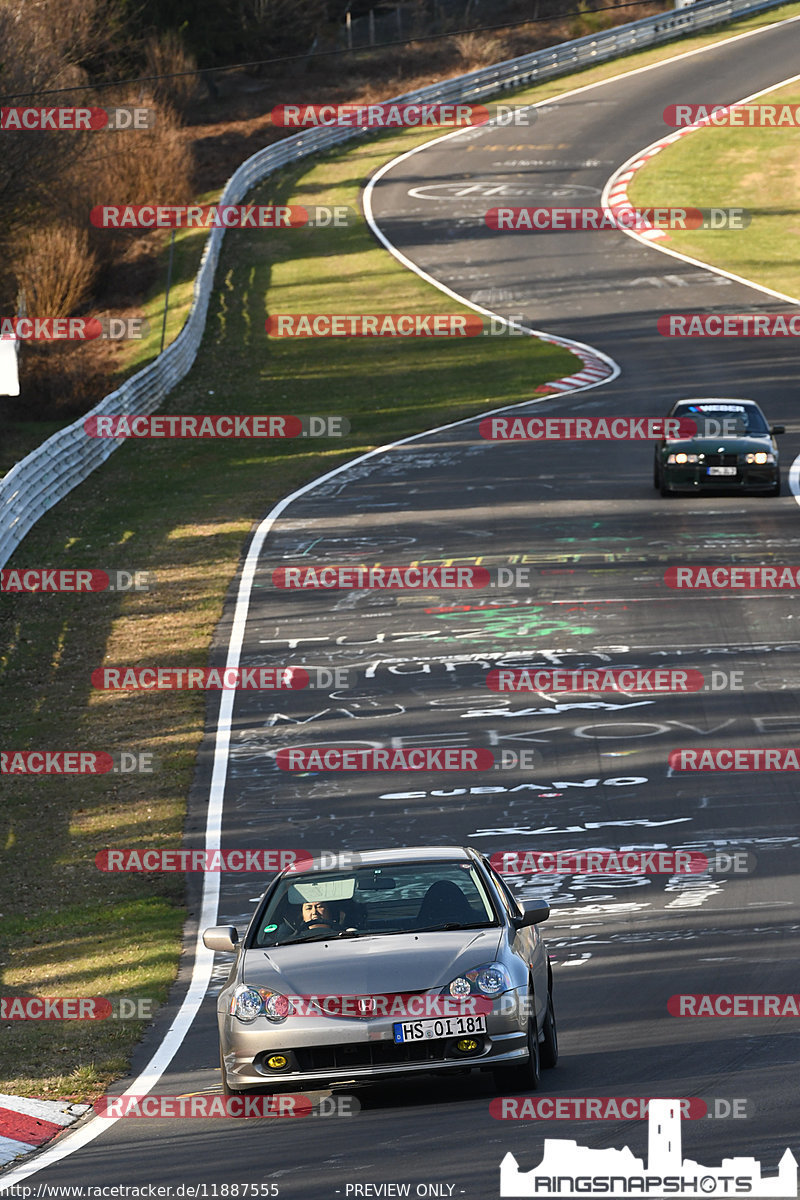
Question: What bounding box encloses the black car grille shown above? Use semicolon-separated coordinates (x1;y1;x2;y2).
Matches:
291;1039;452;1072
705;453;738;468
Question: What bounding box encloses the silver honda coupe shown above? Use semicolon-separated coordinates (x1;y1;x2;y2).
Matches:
203;845;557;1095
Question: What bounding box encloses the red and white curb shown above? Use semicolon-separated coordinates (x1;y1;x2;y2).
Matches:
534;342;615;393
0;1096;89;1167
605;123;708;244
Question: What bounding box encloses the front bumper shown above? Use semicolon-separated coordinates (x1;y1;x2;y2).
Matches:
663;464;778;492
219;991;529;1091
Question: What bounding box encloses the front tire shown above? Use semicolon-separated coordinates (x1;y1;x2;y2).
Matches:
493;1012;541;1093
660;475;674;497
540;990;558;1069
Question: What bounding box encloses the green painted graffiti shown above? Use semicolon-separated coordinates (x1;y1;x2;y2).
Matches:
432;606;597;640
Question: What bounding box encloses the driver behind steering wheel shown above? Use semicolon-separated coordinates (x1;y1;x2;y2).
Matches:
297;900;347;935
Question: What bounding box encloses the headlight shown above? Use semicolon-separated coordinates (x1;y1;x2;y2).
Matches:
229;985;291;1023
667;453;700;464
446;963;513;998
745;452;774;464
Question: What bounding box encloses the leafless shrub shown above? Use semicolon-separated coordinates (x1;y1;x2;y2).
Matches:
142;30;202;115
9;225;96;319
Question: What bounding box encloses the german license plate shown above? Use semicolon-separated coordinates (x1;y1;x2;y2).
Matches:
707;466;737;476
393;1015;487;1043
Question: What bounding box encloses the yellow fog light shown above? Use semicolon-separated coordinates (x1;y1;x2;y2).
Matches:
266;1054;288;1070
456;1038;480;1053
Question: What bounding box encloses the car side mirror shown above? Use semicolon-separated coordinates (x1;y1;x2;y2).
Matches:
771;425;785;435
203;925;239;952
511;900;551;928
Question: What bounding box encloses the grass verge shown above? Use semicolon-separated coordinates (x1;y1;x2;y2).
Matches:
627;82;800;301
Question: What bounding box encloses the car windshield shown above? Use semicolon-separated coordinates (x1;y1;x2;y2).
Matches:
672;403;769;437
251;860;499;947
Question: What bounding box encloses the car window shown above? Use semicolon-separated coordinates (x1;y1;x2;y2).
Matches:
672;403;769;436
483;860;522;919
251;861;500;946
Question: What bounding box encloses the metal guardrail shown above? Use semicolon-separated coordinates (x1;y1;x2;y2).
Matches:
0;0;789;568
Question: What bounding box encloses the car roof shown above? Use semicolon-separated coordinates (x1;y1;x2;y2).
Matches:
283;845;477;876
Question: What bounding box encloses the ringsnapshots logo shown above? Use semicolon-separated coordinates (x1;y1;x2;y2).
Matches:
1;106;154;131
486;207;748;232
83;414;348;438
664;102;800;127
498;1098;797;1197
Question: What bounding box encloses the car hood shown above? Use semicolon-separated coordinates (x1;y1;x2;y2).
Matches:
664;436;775;453
242;929;503;995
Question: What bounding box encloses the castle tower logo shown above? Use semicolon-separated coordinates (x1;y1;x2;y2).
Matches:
500;1099;797;1198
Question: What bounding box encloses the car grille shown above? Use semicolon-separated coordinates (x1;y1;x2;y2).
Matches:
705;453;738;468
292;1039;452;1071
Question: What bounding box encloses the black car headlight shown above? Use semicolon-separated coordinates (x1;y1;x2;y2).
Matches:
445;963;512;999
744;452;775;464
229;985;291;1023
667;452;701;464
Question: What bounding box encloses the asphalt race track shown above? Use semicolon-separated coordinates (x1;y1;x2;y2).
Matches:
8;13;800;1198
